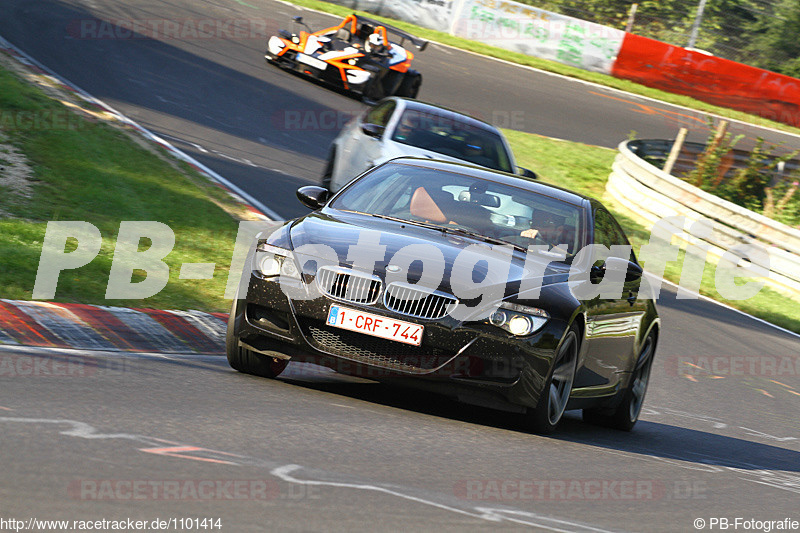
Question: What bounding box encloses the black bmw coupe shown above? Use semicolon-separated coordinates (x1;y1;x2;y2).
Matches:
227;158;660;433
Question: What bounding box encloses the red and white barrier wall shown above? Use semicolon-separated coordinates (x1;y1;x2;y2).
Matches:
612;33;800;127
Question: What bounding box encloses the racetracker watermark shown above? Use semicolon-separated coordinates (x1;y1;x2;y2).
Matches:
31;216;771;316
68;479;320;501
0;110;91;132
0;354;98;378
455;479;707;501
665;355;800;377
67;18;272;40
270;108;525;131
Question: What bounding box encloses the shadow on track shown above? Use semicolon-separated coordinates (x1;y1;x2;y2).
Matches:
277;374;800;477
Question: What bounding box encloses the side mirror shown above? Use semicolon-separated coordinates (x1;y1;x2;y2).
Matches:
296;185;330;210
602;257;644;282
293;16;303;23
361;123;385;138
518;167;537;179
278;29;292;40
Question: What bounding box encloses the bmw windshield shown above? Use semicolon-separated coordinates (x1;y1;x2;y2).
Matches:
331;162;584;257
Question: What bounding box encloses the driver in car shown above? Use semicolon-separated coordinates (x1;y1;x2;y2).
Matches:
394;115;416;142
366;32;390;56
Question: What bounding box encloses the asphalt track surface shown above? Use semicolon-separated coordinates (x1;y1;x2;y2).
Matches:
1;1;799;531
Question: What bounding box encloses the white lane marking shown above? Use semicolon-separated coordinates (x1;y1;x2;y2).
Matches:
271;464;616;532
738;426;797;442
0;343;225;365
646;406;800;444
158;133;291;173
0;415;617;531
658;278;800;340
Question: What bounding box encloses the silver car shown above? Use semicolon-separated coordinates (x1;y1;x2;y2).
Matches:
322;97;535;191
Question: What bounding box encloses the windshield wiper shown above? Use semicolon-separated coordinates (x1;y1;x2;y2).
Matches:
353;211;449;232
345;210;527;252
441;226;526;252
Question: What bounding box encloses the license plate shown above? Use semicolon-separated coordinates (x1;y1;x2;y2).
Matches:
326;305;423;346
296;53;327;71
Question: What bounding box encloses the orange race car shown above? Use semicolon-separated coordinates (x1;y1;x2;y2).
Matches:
265;14;428;101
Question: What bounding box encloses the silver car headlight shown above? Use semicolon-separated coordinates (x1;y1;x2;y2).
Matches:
489;303;549;336
255;243;301;280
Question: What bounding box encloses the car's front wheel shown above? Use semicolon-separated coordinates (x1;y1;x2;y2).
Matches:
583;331;656;431
363;72;387;102
524;325;579;434
395;70;421;98
226;299;288;379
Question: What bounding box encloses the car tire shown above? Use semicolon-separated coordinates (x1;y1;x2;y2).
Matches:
363;73;386;102
583;331;656;431
321;147;336;190
226;299;288;379
524;325;579;434
395;70;421;98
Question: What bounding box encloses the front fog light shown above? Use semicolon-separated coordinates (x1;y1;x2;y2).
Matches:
489;310;508;326
507;315;533;336
489;304;549;336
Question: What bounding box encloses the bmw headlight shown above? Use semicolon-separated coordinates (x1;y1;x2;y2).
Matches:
255;243;301;280
489;303;549;336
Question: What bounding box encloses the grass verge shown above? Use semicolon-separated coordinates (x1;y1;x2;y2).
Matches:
284;0;800;137
503;129;800;334
0;58;244;312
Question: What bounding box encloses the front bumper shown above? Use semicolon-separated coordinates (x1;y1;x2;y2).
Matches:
234;272;569;410
265;39;371;92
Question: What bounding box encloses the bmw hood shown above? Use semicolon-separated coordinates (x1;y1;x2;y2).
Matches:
283;210;570;303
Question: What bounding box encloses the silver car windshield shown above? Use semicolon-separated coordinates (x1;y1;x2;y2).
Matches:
332;163;584;257
390;109;513;173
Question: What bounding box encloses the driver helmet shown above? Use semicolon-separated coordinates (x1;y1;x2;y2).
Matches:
368;33;385;52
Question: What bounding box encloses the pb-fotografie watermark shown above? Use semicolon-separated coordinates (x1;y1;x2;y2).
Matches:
32;217;770;320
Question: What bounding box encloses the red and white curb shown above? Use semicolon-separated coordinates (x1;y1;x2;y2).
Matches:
0;34;279;354
0;300;226;355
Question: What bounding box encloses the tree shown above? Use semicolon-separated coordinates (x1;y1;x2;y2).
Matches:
743;0;800;77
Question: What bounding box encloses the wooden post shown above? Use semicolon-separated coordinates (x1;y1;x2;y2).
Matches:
693;120;729;186
663;127;688;175
710;120;729;147
625;4;638;33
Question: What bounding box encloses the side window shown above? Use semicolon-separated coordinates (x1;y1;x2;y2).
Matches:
594;208;635;262
364;101;396;128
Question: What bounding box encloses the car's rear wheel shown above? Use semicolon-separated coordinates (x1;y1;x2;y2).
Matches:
226;299;288;379
524;325;579;434
321;147;336;190
395;70;421;98
583;331;656;431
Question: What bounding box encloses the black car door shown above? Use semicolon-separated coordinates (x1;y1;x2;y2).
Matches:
575;206;649;390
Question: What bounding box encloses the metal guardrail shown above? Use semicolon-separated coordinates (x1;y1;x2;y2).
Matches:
606;140;800;298
628;139;800;184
